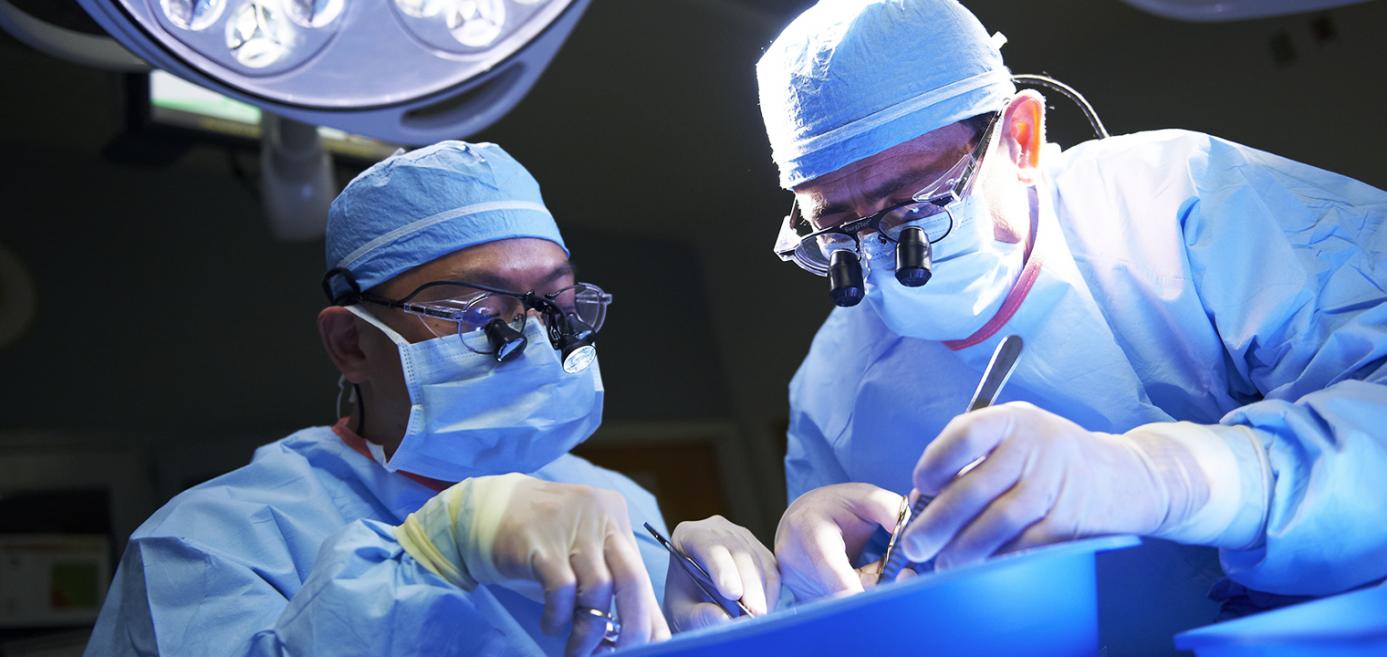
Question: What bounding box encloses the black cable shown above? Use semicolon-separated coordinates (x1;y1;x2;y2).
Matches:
1011;73;1109;139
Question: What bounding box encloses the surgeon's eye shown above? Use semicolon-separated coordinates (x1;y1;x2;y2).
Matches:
880;201;950;238
458;295;526;333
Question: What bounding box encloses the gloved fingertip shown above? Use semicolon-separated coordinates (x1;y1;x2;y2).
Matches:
832;573;865;597
900;535;931;563
652;619;672;641
717;574;743;601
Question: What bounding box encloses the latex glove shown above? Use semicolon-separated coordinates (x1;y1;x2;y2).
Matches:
396;473;671;657
773;483;904;601
664;515;779;631
901;402;1249;569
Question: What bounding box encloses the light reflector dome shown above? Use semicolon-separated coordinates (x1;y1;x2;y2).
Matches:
160;0;224;31
447;0;505;48
225;0;291;69
284;0;344;28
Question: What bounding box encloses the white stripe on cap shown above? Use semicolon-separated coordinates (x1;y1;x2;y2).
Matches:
336;200;552;271
775;68;1013;161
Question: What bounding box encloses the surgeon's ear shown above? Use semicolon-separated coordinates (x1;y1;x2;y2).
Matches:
1001;90;1046;186
318;306;371;384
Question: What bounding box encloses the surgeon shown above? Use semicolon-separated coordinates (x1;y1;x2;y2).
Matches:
85;142;776;657
758;0;1387;613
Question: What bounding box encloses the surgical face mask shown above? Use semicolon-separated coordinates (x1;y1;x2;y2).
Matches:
861;191;1024;341
345;305;603;482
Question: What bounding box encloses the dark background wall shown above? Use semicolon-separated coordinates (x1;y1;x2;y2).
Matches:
0;0;1384;653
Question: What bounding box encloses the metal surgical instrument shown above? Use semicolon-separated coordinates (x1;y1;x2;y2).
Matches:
877;334;1024;582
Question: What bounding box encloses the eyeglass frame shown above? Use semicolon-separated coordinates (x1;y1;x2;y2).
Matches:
322;266;612;350
359;279;611;346
773;109;1003;276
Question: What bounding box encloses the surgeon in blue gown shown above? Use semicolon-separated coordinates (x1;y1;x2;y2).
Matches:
84;142;777;657
760;0;1387;624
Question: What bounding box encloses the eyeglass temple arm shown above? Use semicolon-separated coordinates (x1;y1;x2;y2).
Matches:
948;113;1002;200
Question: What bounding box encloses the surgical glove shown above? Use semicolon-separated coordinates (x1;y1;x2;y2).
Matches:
664;515;779;631
901;402;1258;569
774;483;904;601
395;473;671;657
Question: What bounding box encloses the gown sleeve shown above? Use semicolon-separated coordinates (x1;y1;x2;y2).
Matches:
1180;134;1387;595
784;400;854;504
85;519;532;657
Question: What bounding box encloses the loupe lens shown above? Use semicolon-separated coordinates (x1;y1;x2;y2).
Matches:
895;226;932;287
828;249;865;307
483;318;527;362
562;344;597;373
549;311;598;373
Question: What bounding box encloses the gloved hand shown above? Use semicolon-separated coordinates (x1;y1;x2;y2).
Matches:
664;515;779;631
773;483;905;601
395;473;671;657
901;402;1251;569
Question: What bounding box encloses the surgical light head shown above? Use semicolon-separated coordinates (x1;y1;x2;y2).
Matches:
75;0;592;144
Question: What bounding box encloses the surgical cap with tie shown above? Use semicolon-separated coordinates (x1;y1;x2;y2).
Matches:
323;141;567;302
756;0;1016;189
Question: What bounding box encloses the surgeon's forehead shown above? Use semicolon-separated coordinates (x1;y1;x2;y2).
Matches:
793;122;976;221
376;237;573;297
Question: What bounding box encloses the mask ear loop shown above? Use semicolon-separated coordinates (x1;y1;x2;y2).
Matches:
325;269;368;435
336;374;366;436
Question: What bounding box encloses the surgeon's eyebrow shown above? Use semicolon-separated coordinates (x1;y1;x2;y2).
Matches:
447;262;575;293
808;152;965;224
819;170;928;216
537;262;577;288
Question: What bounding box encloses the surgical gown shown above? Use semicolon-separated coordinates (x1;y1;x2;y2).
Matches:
787;130;1387;598
84;423;669;657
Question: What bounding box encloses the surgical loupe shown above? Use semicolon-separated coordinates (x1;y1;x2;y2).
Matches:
321;268;609;374
773;113;996;307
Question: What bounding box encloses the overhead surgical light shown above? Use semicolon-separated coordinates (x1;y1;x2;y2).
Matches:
0;0;590;242
64;0;591;145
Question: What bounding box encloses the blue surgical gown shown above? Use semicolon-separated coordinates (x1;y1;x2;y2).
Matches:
83;426;669;656
787;130;1387;597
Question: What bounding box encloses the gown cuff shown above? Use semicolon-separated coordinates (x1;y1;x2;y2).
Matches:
1127;421;1268;548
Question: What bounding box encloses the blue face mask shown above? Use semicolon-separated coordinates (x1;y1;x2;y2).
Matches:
346;305;603;482
861;192;1024;341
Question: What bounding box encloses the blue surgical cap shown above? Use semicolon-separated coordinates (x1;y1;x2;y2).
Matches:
757;0;1016;189
323;141;567;301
